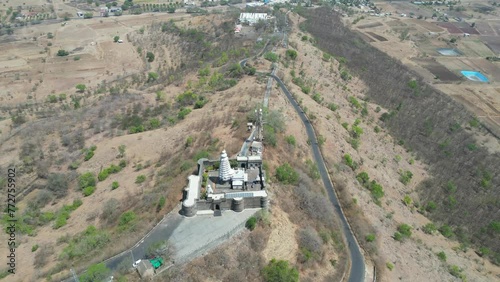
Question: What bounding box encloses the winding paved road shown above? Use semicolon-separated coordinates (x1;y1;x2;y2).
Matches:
270;74;365;282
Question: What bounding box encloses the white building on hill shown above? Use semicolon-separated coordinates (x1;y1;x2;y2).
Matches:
239;13;271;25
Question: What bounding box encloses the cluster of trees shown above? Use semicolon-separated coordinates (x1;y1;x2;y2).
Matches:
356;172;384;203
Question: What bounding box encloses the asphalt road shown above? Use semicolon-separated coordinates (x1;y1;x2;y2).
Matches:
270;74;365;282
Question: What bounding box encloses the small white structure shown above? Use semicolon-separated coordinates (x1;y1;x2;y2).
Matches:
219;150;234;182
239;13;271;25
235;24;242;33
100;6;109;17
246;2;265;7
76;11;84;18
231;169;248;190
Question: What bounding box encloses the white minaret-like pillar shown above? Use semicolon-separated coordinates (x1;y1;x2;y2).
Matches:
219;150;234;182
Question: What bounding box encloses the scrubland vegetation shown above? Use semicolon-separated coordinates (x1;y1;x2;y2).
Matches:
0;11;268;280
302;6;500;266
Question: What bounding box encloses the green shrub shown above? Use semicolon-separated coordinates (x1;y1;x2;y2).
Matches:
47;95;58;103
111;181;119;190
349;138;360;150
365;234;375;242
351;125;363;138
422;223;437;234
82;186;96;197
386;262;394;271
469;117;479;127
408;80;418;90
135;175;146;184
285;49;298;60
403;195;412;206
60;226;110;260
348;96;361;109
98;170;109;181
439;225;454;238
156;196;166;212
118;211;136;231
437;251;446;261
262;259;299;282
340;69;351;81
370;182;384;199
264;52;278;62
478;247;491;257
328;103;338;111
148;72;158;82
180;161;193;172
356;172;370;186
32;244;39;252
246;216;257;231
393;231;403;241
53;212;69;229
344;154;357;170
72;199;83;209
84;150;94;161
399;170;413;185
448;265;466;281
305;159;320;180
177;108;192;120
57;49;69;56
40;212;56;224
146;51;155;62
487;221;500;234
119;160;127;168
69;162;80;170
275;163;299;185
79;263;111;282
79;173;96;190
285;135;296;146
466;143;477;151
398;224;412;238
425;201;437;212
312;92;322;104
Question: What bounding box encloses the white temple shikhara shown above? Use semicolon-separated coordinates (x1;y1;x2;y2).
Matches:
219;150;234;182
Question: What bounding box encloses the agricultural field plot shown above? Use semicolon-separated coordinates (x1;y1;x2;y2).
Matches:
355;31;375;42
475;21;497;36
460;26;480;35
437;22;462;34
490;22;500;36
437;57;500;82
412;36;452;56
385;19;408;28
481;36;500;54
357;22;383;29
436;84;500;135
457;39;497;57
366;31;387;41
411;58;461;81
407;19;444;33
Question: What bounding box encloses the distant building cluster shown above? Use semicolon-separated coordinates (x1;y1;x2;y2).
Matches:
239;13;272;25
